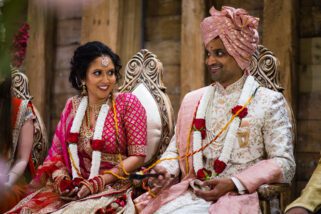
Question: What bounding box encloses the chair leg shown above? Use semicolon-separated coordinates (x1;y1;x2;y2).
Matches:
280;191;291;212
260;200;271;214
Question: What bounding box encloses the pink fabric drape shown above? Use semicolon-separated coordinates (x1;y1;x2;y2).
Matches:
135;88;206;214
235;159;283;193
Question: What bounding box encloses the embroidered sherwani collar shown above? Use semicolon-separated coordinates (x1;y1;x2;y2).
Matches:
215;74;247;95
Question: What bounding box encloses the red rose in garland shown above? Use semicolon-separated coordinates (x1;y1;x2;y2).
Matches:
91;139;105;151
196;168;212;181
193;118;206;139
67;132;79;144
231;105;248;119
213;159;227;174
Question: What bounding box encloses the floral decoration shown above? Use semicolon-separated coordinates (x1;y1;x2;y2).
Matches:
12;23;30;68
91;139;105;151
213;158;227;174
97;194;127;214
67;96;111;179
231;105;248;119
193;118;206;139
67;132;79;144
196;168;212;181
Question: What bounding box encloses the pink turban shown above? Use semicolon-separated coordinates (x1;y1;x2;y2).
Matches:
200;6;259;73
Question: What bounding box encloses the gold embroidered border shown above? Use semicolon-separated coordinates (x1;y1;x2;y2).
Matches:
128;145;146;156
10;100;29;167
101;153;127;165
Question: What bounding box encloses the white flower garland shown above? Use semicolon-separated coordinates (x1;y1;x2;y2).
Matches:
192;85;214;171
69;96;110;179
193;75;259;174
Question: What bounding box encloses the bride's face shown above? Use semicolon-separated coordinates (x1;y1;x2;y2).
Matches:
84;56;116;104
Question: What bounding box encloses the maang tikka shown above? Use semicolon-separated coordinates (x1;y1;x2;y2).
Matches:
101;56;109;67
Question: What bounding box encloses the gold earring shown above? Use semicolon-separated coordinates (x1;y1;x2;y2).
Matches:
81;83;87;96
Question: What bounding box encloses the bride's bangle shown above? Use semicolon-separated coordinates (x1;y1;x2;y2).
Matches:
80;179;94;194
91;175;105;192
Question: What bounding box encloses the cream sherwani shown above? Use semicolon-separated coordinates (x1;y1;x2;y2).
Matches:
135;76;295;214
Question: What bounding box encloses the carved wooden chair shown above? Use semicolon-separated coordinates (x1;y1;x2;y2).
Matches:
249;45;296;214
118;49;175;166
11;68;49;171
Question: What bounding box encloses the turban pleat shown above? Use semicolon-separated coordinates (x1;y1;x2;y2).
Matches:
200;6;259;73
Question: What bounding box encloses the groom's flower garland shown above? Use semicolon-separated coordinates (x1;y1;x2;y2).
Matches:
192;86;215;173
193;76;259;178
67;96;110;179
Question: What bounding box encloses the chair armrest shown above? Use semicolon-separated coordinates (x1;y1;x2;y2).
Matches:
258;183;290;200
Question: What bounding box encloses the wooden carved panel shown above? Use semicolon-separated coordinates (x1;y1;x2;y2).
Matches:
249;45;284;93
12;68;32;100
119;49;174;165
249;46;295;213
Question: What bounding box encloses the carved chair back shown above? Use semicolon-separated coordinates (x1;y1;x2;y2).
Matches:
119;49;175;166
248;45;295;214
249;44;296;136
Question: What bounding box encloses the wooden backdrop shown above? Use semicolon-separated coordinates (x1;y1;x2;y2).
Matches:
25;0;321;198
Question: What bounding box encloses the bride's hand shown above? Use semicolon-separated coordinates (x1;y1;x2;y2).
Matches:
60;186;79;198
77;185;91;199
77;175;105;199
54;176;80;198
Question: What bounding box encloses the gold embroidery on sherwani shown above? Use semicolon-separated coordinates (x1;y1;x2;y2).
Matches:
237;118;250;147
237;127;250;148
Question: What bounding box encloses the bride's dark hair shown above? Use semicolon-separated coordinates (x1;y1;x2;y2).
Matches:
0;76;12;157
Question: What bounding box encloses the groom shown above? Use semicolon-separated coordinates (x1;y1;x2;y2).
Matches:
135;6;296;214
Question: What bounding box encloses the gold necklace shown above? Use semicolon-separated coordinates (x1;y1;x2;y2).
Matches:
84;100;108;139
84;108;94;139
88;102;105;112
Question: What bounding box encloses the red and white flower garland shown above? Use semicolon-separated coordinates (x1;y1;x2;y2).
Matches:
67;96;110;179
193;76;259;177
192;86;214;172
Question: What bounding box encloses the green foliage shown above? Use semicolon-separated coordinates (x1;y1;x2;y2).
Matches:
0;0;27;80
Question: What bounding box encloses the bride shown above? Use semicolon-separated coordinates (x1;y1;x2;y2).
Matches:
7;41;147;214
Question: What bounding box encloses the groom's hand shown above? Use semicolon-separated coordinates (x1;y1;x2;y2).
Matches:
148;165;174;194
194;178;236;201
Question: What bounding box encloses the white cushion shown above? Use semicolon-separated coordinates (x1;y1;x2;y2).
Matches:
132;83;162;163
